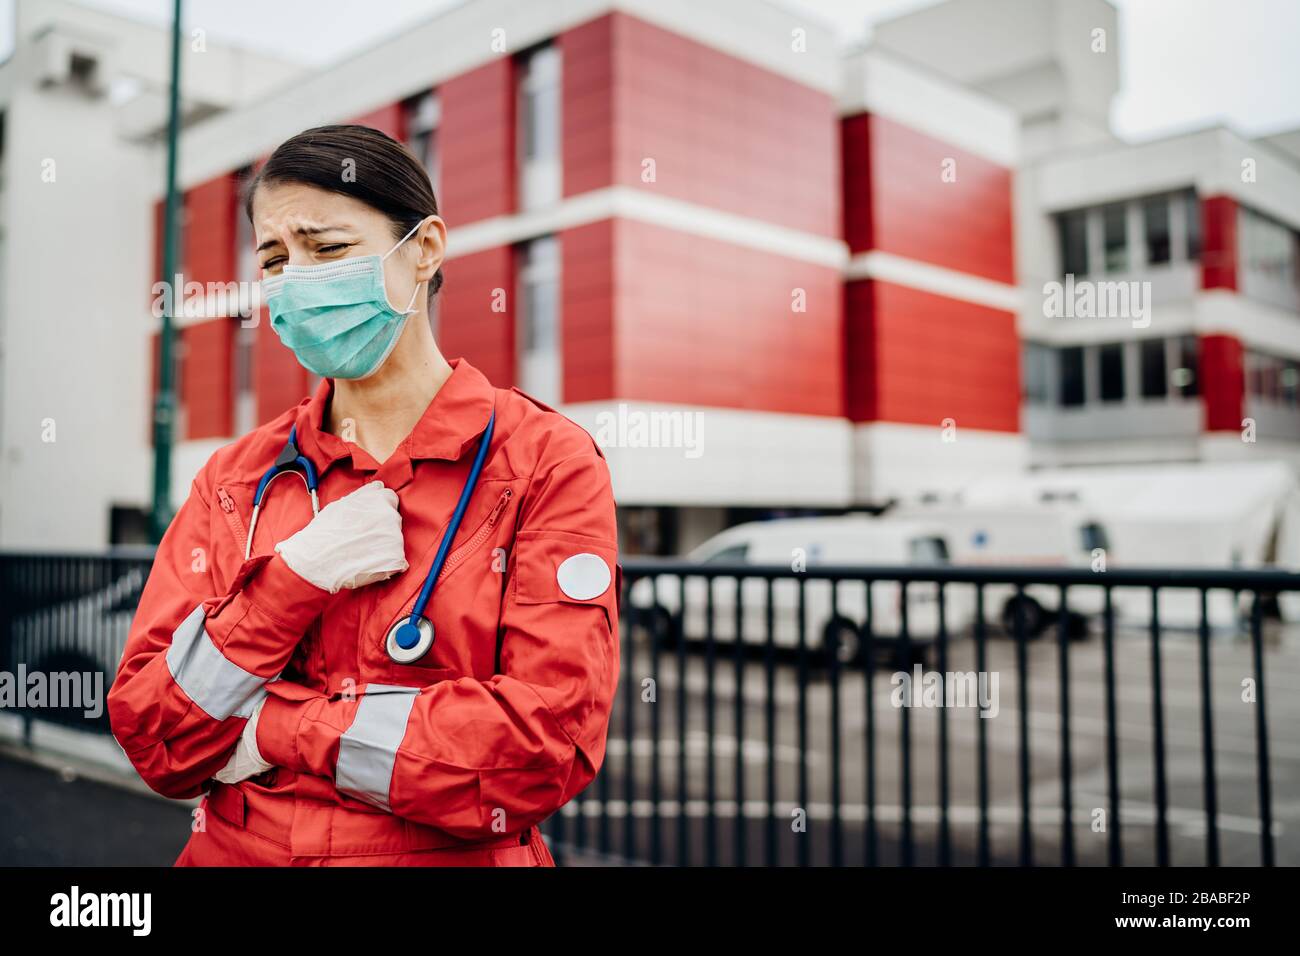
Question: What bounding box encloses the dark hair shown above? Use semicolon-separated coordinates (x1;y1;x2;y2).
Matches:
243;124;443;297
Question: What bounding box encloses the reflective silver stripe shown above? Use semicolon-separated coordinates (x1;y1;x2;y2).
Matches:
165;604;266;720
335;684;420;812
232;684;267;719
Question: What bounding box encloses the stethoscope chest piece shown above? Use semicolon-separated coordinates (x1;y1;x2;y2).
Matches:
386;616;434;664
379;405;497;665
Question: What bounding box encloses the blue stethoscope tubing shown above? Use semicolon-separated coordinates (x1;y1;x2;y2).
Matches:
388;407;496;661
248;407;497;664
246;425;320;561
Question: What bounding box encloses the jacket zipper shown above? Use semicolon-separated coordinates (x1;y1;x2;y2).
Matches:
437;488;513;583
216;486;249;556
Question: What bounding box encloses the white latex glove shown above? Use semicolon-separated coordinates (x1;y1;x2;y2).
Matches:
275;480;408;593
214;696;271;784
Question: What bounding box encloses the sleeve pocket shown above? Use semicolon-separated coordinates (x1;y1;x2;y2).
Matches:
512;530;620;622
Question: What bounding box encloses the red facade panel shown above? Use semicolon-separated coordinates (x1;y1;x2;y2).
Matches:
844;279;1019;432
184;173;238;289
1200;333;1244;432
843;114;1015;285
437;246;517;388
254;306;311;425
440;59;517;225
153;198;166;282
843;280;876;422
349;103;406;141
560;220;615;402
182;318;234;439
557;13;838;239
560;16;616;199
610;219;842;416
841;114;873;253
1200;195;1239;291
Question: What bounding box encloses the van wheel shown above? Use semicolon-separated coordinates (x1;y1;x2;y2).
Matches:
1066;611;1090;641
1002;596;1046;639
822;617;861;667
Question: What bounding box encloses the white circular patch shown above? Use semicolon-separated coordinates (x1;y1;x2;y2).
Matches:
556;553;612;601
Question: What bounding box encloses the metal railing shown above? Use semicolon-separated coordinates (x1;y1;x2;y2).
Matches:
0;550;154;738
573;559;1289;867
0;551;1288;866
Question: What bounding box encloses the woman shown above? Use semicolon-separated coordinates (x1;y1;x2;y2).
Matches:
108;125;621;866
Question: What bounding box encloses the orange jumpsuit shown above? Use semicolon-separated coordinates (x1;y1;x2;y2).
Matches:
107;358;620;865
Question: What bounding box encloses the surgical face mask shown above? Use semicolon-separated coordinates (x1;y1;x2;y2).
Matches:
261;219;426;380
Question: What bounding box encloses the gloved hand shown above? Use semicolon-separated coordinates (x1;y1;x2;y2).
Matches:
214;696;271;784
275;480;408;593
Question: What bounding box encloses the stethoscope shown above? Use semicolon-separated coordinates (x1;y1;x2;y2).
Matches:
248;407;497;664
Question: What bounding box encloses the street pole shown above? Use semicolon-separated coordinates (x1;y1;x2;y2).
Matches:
151;0;183;542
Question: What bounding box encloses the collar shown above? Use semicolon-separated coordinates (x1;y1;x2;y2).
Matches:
293;357;496;473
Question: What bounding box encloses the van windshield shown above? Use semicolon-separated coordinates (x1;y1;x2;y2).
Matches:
908;536;949;565
1079;522;1109;553
703;543;749;565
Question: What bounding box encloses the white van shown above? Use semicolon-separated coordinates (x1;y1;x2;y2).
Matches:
891;503;1109;637
628;515;971;666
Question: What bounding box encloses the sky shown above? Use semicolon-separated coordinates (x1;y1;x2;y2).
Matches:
4;0;1298;142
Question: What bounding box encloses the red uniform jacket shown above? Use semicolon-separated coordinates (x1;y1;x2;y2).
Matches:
107;358;621;865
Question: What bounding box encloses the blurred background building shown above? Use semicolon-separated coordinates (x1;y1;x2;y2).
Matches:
1;0;1298;553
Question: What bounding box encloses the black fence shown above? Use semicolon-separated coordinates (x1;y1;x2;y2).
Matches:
0;551;1289;867
0;550;154;739
592;559;1287;867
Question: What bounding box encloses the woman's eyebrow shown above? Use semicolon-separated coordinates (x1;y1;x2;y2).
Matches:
256;224;354;254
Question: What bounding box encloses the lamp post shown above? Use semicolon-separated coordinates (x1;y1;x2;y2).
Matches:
150;0;183;542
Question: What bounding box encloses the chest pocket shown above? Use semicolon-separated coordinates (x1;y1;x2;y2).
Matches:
364;482;520;684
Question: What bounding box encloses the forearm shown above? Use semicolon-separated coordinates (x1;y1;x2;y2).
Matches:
256;673;605;838
108;553;330;798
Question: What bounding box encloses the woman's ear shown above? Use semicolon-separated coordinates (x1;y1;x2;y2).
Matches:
415;215;447;279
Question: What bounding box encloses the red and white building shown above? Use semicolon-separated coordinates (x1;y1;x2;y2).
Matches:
875;0;1300;473
2;0;1297;552
147;0;1026;554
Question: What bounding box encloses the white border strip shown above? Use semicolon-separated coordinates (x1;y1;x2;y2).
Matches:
445;186;848;269
839;50;1018;167
846;251;1022;312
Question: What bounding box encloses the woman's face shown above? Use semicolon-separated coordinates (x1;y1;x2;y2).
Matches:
251;181;443;314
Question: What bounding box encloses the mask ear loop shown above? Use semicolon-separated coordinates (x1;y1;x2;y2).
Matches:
381;218;429;260
381;216;432;316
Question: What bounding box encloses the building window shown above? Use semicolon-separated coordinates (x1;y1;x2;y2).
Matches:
1246;351;1300;408
1184;189;1201;261
1274;358;1294;403
1140;338;1167;398
1058;210;1088;277
233;169;257;437
1242;207;1298;283
517;235;561;404
1172;335;1199;397
517;44;561;211
1102;203;1128;273
232;323;256;435
1023;343;1051;404
1099;343;1124;403
1059;346;1085;407
1143;195;1171;265
404;91;440;197
1248;354;1264;398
